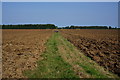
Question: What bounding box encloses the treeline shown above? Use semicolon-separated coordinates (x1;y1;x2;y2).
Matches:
2;24;57;29
59;26;117;29
1;24;119;29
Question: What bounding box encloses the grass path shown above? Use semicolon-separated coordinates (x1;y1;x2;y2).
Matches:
24;32;118;78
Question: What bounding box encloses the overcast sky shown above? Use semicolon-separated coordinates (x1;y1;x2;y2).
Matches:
2;2;118;27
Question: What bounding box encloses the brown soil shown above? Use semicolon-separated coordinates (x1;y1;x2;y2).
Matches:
60;29;120;76
0;29;2;79
2;29;53;78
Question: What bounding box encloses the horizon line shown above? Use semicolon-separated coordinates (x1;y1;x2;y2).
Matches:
1;23;117;28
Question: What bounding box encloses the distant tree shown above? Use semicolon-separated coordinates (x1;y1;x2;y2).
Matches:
109;26;112;29
70;25;75;29
2;24;58;29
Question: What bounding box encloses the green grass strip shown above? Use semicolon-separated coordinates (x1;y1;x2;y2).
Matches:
23;33;78;78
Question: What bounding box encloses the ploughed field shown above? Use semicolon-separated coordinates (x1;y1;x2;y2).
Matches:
60;29;120;76
2;29;53;78
2;29;119;78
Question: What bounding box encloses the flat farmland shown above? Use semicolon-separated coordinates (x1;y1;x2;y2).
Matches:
60;29;120;76
2;29;53;78
2;29;119;78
